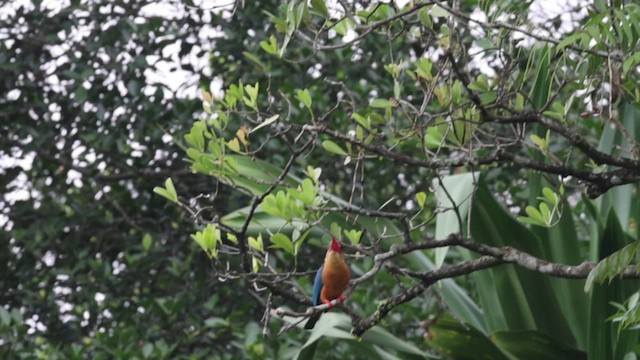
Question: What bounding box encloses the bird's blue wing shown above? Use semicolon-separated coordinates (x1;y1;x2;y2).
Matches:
311;265;324;306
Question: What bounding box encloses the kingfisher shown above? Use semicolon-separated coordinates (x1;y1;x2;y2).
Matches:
305;238;350;329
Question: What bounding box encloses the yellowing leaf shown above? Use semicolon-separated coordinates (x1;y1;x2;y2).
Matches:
236;126;248;145
307;166;322;184
227;138;241;152
201;89;213;104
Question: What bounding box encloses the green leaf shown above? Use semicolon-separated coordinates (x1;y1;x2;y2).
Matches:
451;80;462;103
243;82;259;110
270;233;294;254
242;51;266;71
306;166;322;184
298;178;317;205
474;37;493;49
479;92;497;105
0;307;10;326
296;89;312;108
250;114;279;134
186;147;201;161
415;192;427;208
310;0;329;18
333;18;350;36
142;343;153;358
471;179;576;343
538;200;589;348
259;35;279;55
425;126;444;149
153;178;178;203
351;113;371;130
369;98;397;108
557;32;583;51
531;134;547;151
448;111;479;146
362;325;427;356
343;229;363;245
415;58;433;81
252;256;262;273
530;45;552;110
294;1;306;28
597;102;640;237
330;222;341;240
322;140;347;155
425;316;509;359
517;216;547;227
539;202;551;225
585;241;640;292
293;228;311;256
542;187;559;206
204;317;228;328
184;121;206;151
622;52;640;74
434;173;478;268
393;80;401;99
430;5;448;18
191;224;219;258
248;234;264;253
525;205;544;223
142;233;152;251
468;74;490;92
588;211;640;359
418;7;432;28
492;331;587;360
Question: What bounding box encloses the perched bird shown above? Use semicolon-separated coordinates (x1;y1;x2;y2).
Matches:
305;238;350;329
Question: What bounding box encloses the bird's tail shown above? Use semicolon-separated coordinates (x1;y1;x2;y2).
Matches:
304;312;322;329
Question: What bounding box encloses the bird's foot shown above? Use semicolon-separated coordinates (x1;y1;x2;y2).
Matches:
337;295;345;303
323;299;334;309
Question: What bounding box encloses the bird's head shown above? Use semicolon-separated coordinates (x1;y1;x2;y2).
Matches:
329;238;343;253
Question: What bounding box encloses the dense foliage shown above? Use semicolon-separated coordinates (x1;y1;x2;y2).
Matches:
3;0;640;359
1;1;271;358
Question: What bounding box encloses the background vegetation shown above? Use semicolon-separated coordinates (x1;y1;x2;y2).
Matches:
3;0;640;359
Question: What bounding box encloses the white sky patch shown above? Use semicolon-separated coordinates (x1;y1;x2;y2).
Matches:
95;292;106;304
469;8;487;38
66;169;83;188
42;251;56;267
529;0;589;33
0;0;34;21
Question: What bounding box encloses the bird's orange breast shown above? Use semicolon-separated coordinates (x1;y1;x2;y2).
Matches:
320;252;350;302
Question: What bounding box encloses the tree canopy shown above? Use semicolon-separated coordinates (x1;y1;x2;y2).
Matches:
3;0;640;359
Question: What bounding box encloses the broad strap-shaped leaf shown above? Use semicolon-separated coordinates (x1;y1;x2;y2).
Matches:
596;101;640;240
534;201;589;349
424;316;509;360
491;331;586;360
470;179;577;346
588;210;640;359
293;313;427;359
433;172;478;268
529;45;552;110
